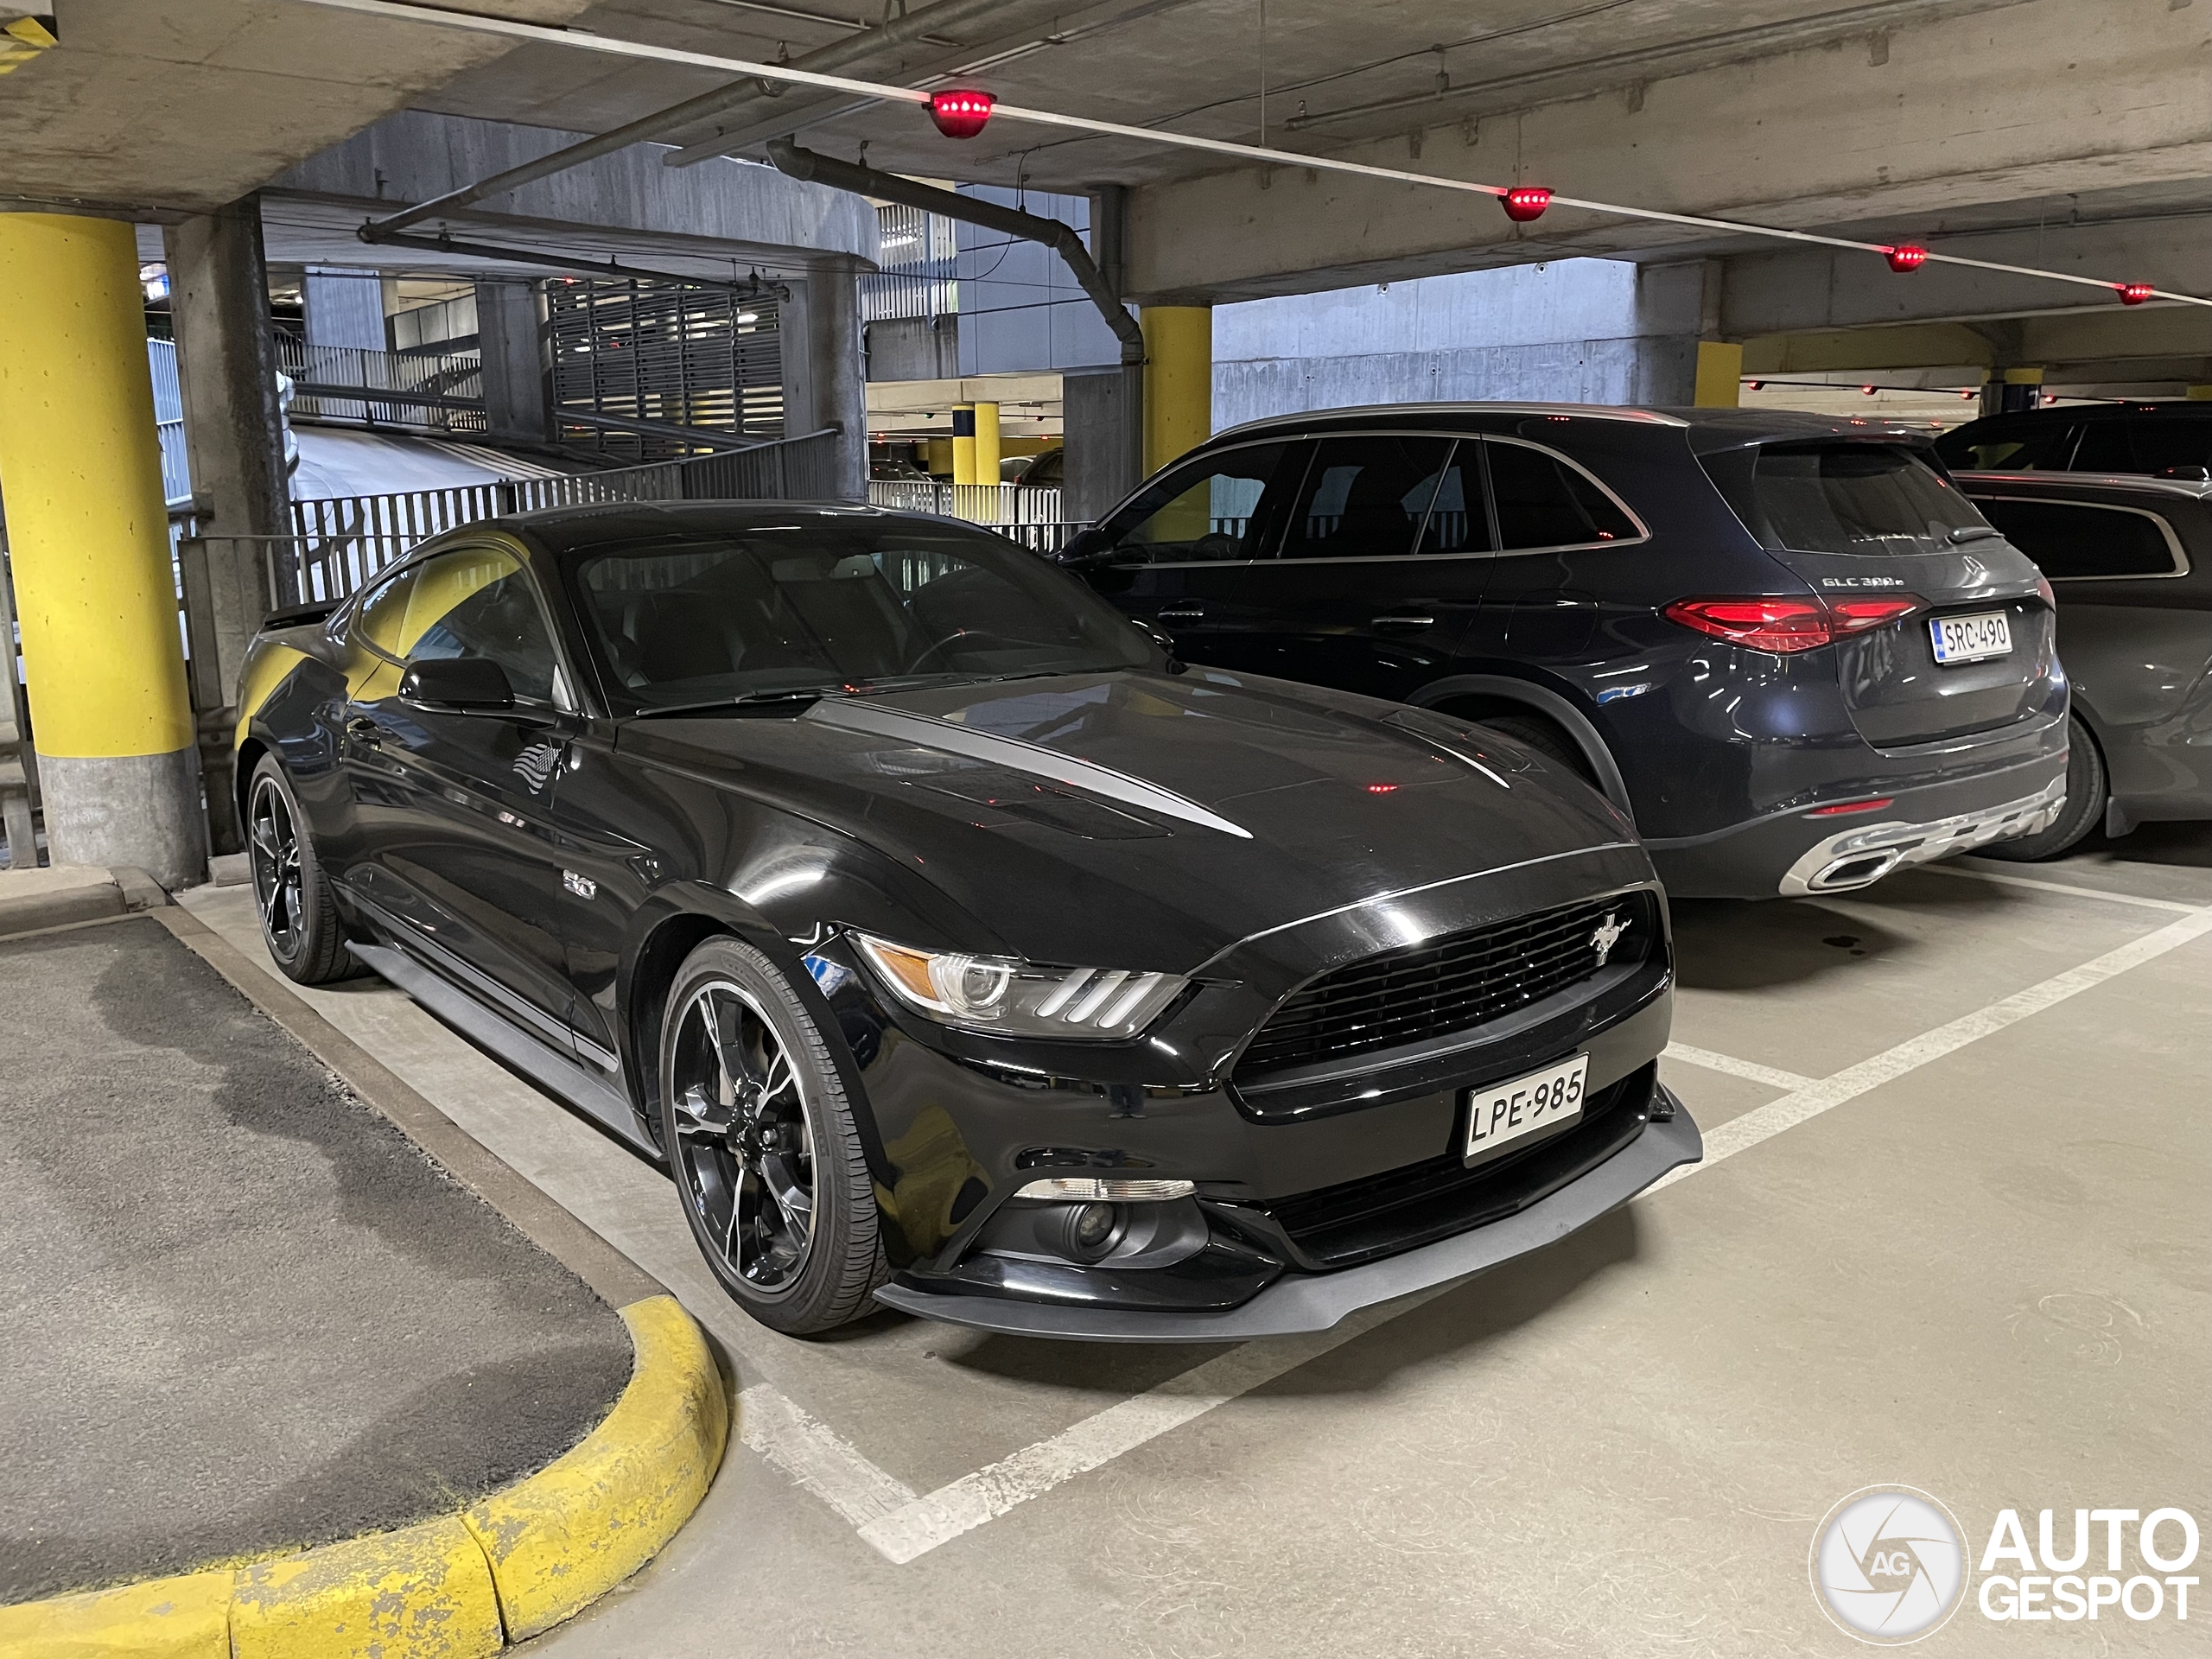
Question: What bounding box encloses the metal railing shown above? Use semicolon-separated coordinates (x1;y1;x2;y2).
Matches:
276;339;486;432
868;480;1065;522
275;429;842;606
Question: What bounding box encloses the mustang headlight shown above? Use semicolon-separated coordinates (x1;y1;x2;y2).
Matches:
853;932;1186;1039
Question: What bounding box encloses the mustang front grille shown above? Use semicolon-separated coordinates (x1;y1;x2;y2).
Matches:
1236;892;1654;1077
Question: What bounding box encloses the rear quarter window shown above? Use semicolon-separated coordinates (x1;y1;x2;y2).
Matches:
1967;497;2185;578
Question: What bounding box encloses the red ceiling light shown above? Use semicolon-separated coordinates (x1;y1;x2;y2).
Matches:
1501;186;1553;222
1960;389;1976;400
1745;378;1764;391
1860;385;1878;396
927;89;995;139
2116;282;2154;305
1885;245;1929;273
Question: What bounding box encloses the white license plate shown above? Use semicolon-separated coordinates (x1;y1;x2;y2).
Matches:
1465;1052;1589;1166
1929;610;2012;664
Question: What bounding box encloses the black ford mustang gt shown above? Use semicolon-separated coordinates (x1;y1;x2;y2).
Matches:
235;503;1700;1340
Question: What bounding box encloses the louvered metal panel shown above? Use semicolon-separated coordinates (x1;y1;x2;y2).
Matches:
547;278;785;462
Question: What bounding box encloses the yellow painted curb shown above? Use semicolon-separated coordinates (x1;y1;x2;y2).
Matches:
0;1296;727;1658
464;1297;729;1642
0;1571;232;1659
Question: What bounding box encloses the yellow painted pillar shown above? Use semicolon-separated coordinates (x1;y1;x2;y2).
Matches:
2188;385;2212;401
971;401;1001;481
1993;364;2045;416
1141;305;1211;476
1694;341;1744;407
950;404;977;485
0;213;205;886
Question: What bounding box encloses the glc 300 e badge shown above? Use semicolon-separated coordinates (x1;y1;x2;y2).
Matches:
1812;1485;1968;1644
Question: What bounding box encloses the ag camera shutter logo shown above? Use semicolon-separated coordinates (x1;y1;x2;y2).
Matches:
1811;1486;1968;1644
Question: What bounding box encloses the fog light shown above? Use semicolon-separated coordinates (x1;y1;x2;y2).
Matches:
1034;1199;1128;1262
1015;1176;1195;1201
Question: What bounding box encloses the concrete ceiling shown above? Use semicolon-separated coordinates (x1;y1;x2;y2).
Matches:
413;0;2044;193
0;0;594;218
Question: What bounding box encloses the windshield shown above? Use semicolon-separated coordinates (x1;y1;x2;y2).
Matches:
569;519;1154;708
1733;442;1987;556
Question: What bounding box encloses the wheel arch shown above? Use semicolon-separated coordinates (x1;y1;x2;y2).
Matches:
620;889;798;1142
1408;673;1637;822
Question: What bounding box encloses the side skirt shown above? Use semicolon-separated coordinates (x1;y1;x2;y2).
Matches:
347;940;662;1159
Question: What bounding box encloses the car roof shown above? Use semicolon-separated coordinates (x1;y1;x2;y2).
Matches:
1205;401;1946;455
1955;469;2212;501
1952;401;2212;428
495;499;954;556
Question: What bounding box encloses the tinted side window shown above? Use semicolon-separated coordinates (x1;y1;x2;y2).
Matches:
1104;443;1291;562
1420;444;1493;554
353;565;421;658
1486;441;1638;550
2069;421;2135;474
2126;419;2212;476
395;549;558;702
1278;435;1454;559
1970;498;2183;578
1934;419;2078;473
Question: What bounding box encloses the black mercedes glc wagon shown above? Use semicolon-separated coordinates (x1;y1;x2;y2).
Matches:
1065;404;2069;897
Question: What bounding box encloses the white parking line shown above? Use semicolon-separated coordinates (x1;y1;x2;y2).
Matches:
1653;906;2212;1189
848;903;2212;1562
1662;1042;1815;1092
1926;860;2208;914
738;1384;918;1529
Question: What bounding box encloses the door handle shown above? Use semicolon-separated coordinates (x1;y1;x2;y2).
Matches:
1158;607;1205;621
1370;614;1437;630
344;715;382;747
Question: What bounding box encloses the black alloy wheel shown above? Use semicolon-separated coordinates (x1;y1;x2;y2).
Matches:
659;937;887;1334
246;755;357;984
1980;714;2107;862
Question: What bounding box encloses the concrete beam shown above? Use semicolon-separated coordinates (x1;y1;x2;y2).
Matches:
1745;307;2212;385
1125;0;2212;303
266;111;878;280
1720;212;2212;337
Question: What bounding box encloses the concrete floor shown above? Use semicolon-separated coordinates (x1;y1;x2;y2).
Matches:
181;827;2212;1657
0;918;633;1602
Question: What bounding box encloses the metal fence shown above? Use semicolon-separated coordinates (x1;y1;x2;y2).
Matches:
274;428;842;606
867;480;1065;522
276;338;486;432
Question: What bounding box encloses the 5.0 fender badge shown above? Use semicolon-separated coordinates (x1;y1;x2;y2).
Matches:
563;870;597;899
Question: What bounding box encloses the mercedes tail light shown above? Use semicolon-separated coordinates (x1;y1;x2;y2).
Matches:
1827;596;1923;633
1663;594;1923;653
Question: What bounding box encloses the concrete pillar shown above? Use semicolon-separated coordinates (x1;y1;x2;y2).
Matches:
0;214;206;888
950;404;978;485
1062;365;1143;521
1983;365;2044;418
972;402;1001;483
477;278;549;446
782;263;867;502
1141;305;1211;476
164;197;289;700
1694;341;1744;407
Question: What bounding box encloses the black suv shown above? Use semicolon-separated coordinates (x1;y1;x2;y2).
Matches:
1936;400;2212;478
1066;404;2069;899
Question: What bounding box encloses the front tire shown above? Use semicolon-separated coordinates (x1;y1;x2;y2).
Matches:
1980;715;2105;862
658;938;887;1336
246;756;358;984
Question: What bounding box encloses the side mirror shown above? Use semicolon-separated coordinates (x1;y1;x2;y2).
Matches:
399;657;515;712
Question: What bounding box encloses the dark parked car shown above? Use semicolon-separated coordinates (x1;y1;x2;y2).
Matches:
234;503;1699;1340
1955;468;2212;855
1064;405;2069;898
1935;400;2212;479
